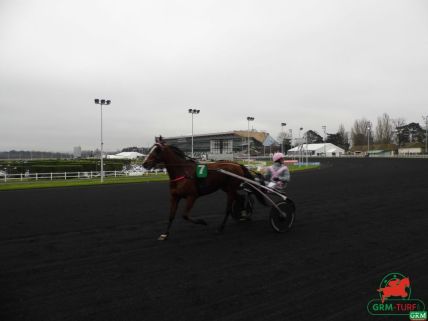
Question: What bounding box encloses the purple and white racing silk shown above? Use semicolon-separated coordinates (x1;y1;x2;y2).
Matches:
266;165;289;190
268;165;288;179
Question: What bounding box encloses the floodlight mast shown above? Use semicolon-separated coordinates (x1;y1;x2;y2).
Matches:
281;122;286;153
423;115;428;154
247;117;254;164
188;109;200;158
367;122;372;156
322;125;327;157
94;99;111;182
299;127;303;164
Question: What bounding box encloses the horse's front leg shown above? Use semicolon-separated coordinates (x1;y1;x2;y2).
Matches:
182;195;207;226
159;195;180;241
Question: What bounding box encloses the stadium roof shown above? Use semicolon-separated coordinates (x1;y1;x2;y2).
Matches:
165;130;278;146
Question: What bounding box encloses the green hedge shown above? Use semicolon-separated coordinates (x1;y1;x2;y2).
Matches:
0;159;129;174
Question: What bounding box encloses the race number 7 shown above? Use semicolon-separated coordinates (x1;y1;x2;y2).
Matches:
196;164;208;178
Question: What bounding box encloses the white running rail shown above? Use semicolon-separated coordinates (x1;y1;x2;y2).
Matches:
0;169;167;183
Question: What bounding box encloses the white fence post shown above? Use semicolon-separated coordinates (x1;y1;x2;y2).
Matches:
65;172;67;180
36;173;38;181
114;170;117;177
21;173;23;181
51;172;53;180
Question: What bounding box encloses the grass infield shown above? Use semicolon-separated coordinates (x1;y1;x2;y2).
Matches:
0;164;319;191
0;175;169;191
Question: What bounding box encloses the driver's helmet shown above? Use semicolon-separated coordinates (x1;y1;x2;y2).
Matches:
272;152;285;162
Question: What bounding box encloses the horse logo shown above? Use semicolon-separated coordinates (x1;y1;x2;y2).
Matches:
367;272;426;317
377;275;411;303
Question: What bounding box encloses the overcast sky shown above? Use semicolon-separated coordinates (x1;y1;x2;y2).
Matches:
1;0;427;152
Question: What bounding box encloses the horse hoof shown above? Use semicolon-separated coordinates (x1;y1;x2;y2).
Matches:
158;234;168;241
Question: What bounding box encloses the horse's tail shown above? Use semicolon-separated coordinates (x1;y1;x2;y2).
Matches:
239;165;268;207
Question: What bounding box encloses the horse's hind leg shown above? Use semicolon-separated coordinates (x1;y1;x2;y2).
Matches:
182;196;208;226
218;190;235;232
159;195;180;241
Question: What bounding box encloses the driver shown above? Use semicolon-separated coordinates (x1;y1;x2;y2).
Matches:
264;152;290;192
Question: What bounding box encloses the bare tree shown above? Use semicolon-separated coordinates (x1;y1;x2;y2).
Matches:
305;130;323;143
392;117;406;145
326;124;350;150
338;124;349;149
392;117;406;128
351;118;372;146
276;132;292;152
375;113;394;144
392;117;406;129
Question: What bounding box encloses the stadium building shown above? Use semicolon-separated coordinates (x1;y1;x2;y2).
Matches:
164;131;279;160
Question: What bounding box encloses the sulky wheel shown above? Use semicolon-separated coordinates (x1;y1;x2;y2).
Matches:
269;198;295;233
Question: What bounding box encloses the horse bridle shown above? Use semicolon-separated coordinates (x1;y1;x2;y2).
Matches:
144;143;195;182
144;143;164;167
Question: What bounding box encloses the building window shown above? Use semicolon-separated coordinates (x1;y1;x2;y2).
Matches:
210;139;233;154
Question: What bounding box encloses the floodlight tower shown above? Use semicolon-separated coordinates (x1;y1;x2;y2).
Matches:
305;129;309;166
281;122;287;153
288;129;293;160
322;125;327;157
423;115;428;154
188;109;200;158
299;127;303;163
367;122;372;156
94;98;111;183
247;117;255;163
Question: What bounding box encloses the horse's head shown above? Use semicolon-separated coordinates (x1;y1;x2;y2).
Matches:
142;136;166;169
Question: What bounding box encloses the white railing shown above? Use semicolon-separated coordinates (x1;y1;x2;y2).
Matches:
327;154;428;159
251;154;428;160
0;169;168;183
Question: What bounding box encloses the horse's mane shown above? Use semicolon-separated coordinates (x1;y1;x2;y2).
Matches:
168;145;194;162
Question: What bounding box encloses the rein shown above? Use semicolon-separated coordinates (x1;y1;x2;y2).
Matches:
170;176;186;183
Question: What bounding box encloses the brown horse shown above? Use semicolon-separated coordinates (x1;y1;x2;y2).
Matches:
142;136;266;240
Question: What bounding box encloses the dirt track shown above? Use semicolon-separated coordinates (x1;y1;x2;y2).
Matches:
1;158;427;321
